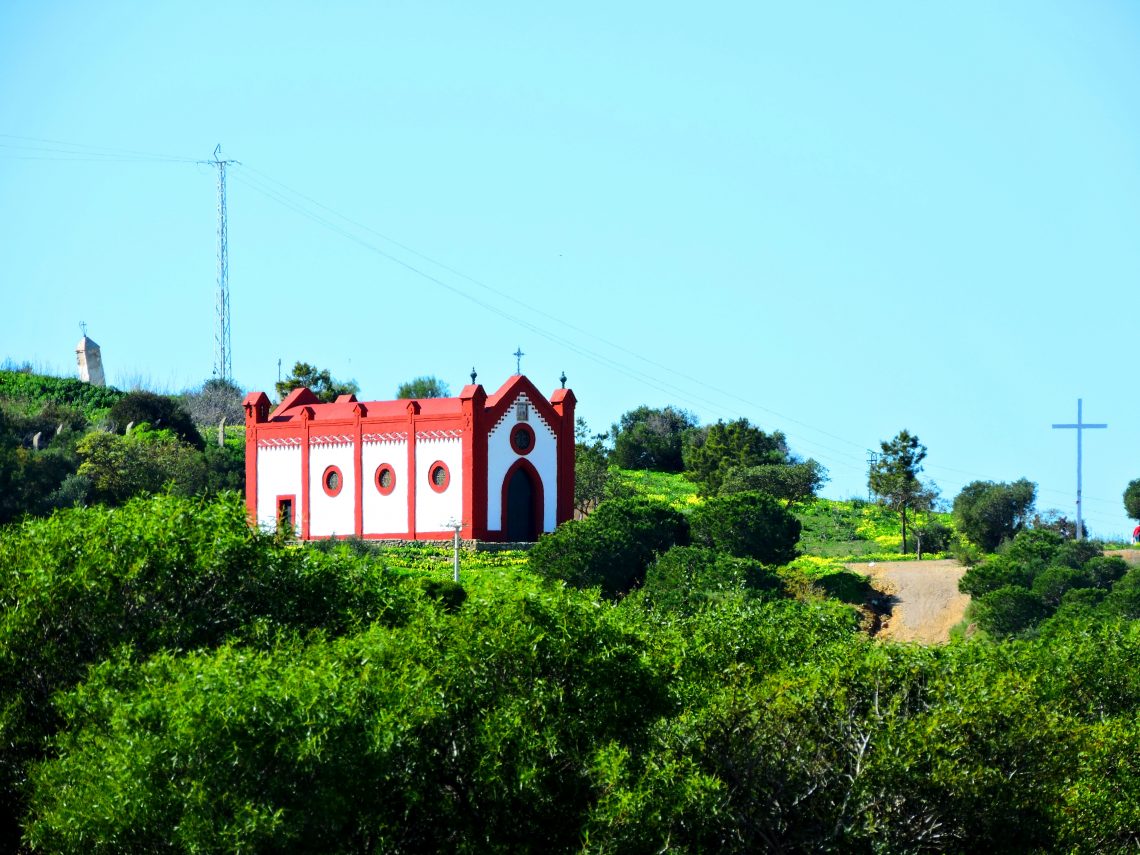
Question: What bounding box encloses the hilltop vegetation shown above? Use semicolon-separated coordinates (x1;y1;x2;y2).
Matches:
6;375;1140;850
2;492;1140;852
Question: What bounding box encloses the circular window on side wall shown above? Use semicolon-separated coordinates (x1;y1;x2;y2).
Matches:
428;460;450;493
510;423;536;455
375;464;397;496
322;465;344;497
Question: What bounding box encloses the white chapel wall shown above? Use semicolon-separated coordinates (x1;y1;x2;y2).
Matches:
485;394;558;533
361;439;409;535
309;442;355;538
256;445;302;531
414;435;463;534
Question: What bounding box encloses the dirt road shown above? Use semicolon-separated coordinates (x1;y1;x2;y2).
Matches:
844;559;970;644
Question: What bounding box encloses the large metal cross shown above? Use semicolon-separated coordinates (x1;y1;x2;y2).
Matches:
1051;398;1107;540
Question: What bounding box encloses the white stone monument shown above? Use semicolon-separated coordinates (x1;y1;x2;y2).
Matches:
75;328;105;386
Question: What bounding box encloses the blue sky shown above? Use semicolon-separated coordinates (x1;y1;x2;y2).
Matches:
3;2;1139;537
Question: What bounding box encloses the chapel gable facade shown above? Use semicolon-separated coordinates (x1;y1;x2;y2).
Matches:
243;375;575;542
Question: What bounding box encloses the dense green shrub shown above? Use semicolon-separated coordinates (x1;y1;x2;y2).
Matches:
640;545;784;615
108;390;204;450
973;585;1050;637
689;491;800;565
0;369;124;420
0;493;421;845
528;497;689;598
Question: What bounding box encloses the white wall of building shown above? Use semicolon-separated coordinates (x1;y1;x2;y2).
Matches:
414;436;463;534
485;394;558;533
256;445;302;532
309;442;355;538
361;440;408;535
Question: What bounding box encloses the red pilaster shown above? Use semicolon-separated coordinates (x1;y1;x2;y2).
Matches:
551;388;577;525
300;406;313;539
353;402;366;537
406;400;419;539
242;393;270;526
459;384;487;540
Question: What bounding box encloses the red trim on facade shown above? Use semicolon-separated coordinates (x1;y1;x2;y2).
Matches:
551;388;576;525
300;407;312;539
499;457;545;541
427;460;451;493
510;423;537;455
353;403;365;538
406;401;418;539
244;376;573;542
375;464;397;495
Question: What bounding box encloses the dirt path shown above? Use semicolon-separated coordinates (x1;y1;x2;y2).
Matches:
844;559;970;644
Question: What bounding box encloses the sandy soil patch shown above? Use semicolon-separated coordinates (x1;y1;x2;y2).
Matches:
844;559;970;645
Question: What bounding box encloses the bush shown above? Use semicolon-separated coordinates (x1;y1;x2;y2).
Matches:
689;491;800;565
641;546;784;615
528;497;689;598
108;391;204;450
952;479;1036;552
973;585;1049;637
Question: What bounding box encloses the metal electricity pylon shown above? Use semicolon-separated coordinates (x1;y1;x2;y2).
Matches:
207;145;239;380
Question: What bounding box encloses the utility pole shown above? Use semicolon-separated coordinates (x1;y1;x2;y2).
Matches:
865;450;879;502
1052;398;1107;540
206;145;239;381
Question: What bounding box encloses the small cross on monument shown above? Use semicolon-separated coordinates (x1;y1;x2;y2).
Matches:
1052;398;1107;540
514;347;525;375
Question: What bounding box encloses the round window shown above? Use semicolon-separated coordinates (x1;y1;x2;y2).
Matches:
428;461;450;493
322;466;343;497
375;464;396;496
510;423;536;455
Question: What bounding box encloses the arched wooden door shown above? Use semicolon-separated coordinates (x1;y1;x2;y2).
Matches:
504;464;539;541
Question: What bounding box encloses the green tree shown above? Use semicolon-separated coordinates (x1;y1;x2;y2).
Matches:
689;491;801;565
574;418;621;516
953;479;1037;552
718;459;828;507
973;585;1049;637
1124;478;1140;524
276;362;359;403
395;375;450;399
683;418;789;495
610;405;697;472
868;430;933;555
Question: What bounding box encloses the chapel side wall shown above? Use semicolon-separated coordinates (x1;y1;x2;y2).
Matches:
256;445;302;531
415;435;463;534
361;438;409;535
309;442;356;538
485;394;558;534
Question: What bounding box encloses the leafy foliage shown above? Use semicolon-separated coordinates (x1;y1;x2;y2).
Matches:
610;405;697;472
528;496;689;598
718;459;828;506
640;545;785;615
869;430;935;555
76;426;208;504
0;368;124;421
689;491;801;565
953;478;1036;552
108;390;204;450
682;417;789;494
395;375;451;399
276;361;359;403
1125;478;1140;523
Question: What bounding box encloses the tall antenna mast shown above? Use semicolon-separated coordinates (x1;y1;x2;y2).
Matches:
210;144;239;380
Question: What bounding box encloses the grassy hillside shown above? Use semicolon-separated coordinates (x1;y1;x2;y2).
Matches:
615;468;954;562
